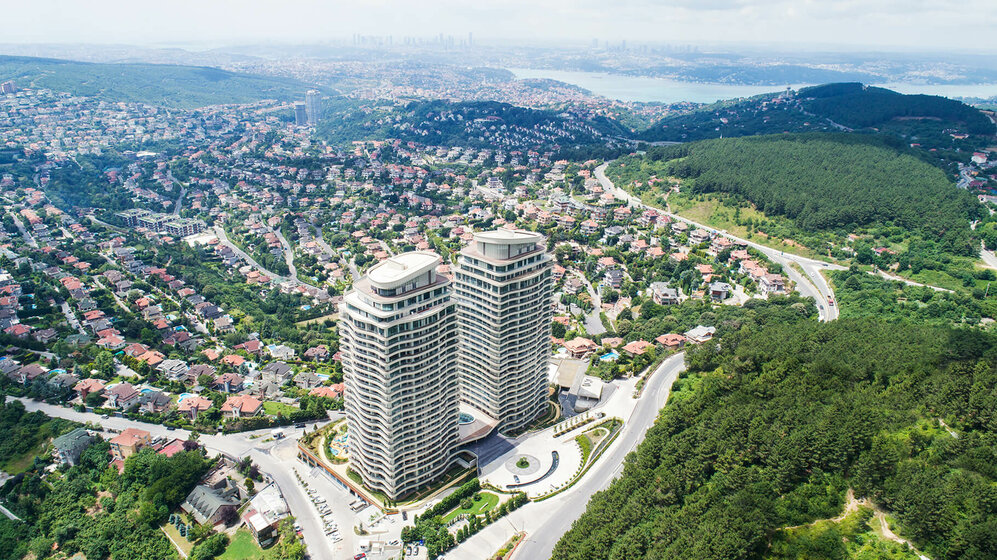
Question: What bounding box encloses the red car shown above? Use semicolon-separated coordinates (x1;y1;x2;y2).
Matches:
354;554;366;560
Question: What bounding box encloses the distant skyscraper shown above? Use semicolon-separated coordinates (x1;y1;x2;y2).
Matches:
455;230;553;432
0;81;15;94
341;251;460;500
293;102;307;126
305;90;321;126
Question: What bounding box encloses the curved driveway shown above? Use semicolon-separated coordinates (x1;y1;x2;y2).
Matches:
451;355;687;559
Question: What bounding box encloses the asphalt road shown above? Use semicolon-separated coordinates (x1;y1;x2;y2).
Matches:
980;244;997;270
451;354;688;559
570;269;606;335
594;163;841;322
272;226;305;284
213;226;294;285
8;211;38;248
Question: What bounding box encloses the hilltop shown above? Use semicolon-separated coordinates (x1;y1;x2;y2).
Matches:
0;55;322;108
638;83;996;160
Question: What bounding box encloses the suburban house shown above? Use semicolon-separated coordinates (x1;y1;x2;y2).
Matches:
221;395;264;418
294;371;321;390
650;282;679;305
11;363;47;385
709;282;733;302
104;382;141;410
187;364;217;384
564;337;599;359
242;483;290;546
213;372;244;393
760;274;786;294
260;362;294;386
109;428;151;461
684;325;717;344
52;428;94;466
622;340;654;356
235;339;264;356
156;359;189;381
303;345;330;362
310;384;344;399
688;228;711;245
181;482;241;526
139;390;172;414
178;395;214;420
655;333;687;349
266;344;296;360
74;378;105;401
604;268;624;289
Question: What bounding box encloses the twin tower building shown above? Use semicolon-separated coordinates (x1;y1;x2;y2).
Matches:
340;230;554;499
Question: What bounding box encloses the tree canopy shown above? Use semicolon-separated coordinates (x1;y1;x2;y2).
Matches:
628;134;980;255
552;315;997;560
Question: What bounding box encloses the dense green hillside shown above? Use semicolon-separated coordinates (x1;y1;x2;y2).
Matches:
799;82;994;134
639;83;995;156
0;55;321;108
637;93;823;142
614;134;980;256
552;316;997;560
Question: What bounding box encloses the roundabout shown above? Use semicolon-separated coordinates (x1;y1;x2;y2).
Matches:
504;453;541;477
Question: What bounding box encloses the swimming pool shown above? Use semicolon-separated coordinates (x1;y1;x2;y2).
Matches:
599;351;620;362
458;412;474;425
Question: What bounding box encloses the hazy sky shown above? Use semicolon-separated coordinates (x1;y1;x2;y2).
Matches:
6;0;996;52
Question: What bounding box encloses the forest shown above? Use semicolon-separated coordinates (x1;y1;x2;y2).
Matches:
552;315;997;560
0;398;78;474
621;134;981;255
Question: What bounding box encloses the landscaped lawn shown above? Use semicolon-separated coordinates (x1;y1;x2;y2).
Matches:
263;401;299;416
442;491;500;523
219;528;264;560
161;523;194;557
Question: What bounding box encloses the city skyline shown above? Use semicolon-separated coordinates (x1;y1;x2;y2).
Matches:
3;0;996;52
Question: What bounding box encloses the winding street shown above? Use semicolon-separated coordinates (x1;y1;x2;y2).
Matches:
594;163;843;321
271;226;300;281
455;166;851;558
569;268;606;335
980;244;997;270
212;225;318;290
7;210;38;249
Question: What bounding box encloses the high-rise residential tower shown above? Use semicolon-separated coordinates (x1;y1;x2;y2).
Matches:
340;251;459;500
305;90;321;125
293;102;308;126
455;230;553;433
